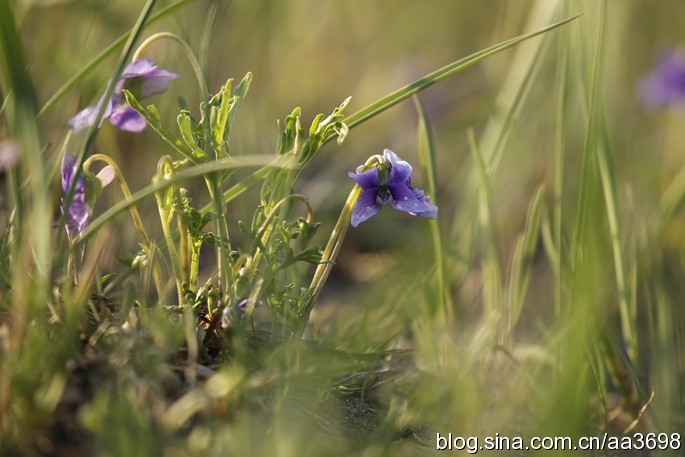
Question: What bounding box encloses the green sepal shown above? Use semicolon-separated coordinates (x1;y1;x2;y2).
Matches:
83;171;104;208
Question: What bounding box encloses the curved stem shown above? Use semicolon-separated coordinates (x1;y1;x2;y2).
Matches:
253;194;314;249
84;154;165;303
247;194;314;282
132;32;209;100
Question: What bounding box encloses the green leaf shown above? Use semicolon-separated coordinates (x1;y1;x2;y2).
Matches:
123;90;195;161
177;111;206;160
506;185;545;329
210;79;233;153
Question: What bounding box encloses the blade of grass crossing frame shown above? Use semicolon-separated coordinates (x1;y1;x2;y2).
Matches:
468;129;504;346
345;14;581;130
570;1;604;299
74;154;295;247
554;1;571;319
414;96;452;324
597;107;636;363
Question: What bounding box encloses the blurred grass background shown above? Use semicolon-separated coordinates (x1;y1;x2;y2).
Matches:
2;0;685;455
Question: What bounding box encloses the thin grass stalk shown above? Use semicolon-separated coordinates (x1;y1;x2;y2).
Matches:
413;96;452;324
480;0;562;173
0;0;51;391
345;14;580;130
554;1;570;320
506;185;544;332
468;128;504;347
597;109;636;362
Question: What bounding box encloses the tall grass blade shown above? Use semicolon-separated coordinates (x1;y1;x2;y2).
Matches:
414;96;452;323
468;129;504;346
597;109;636;362
506;185;544;331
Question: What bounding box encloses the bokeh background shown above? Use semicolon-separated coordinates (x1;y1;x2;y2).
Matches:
5;0;685;454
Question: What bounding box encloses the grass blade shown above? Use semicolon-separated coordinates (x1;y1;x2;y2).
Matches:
468;128;504;345
506;185;544;331
345;14;581;129
414;96;451;323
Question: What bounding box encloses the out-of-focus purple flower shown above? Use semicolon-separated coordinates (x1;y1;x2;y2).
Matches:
348;149;438;227
639;48;685;109
61;153;90;237
221;298;257;328
61;152;114;237
69;59;179;133
0;140;20;170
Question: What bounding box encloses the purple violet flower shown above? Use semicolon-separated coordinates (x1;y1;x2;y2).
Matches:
61;152;114;237
69;59;179;133
639;48;685;109
348;149;438;227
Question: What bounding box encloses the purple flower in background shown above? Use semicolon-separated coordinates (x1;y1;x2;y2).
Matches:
0;140;20;170
69;59;179;133
348;149;438;227
61;153;90;237
221;298;258;328
61;152;114;237
639;48;685;109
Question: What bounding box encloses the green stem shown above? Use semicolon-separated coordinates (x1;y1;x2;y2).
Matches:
154;156;185;305
295;186;360;340
294;156;380;339
132;32;209;100
205;176;231;293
